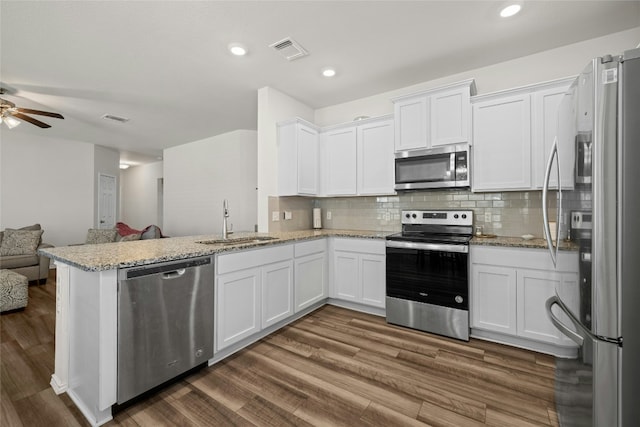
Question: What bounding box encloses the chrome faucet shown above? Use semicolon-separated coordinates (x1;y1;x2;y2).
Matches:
222;199;231;239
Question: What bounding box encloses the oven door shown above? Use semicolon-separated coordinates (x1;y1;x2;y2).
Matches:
385;240;469;310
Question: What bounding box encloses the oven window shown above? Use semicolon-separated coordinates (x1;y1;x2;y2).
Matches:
395;154;452;184
386;247;468;309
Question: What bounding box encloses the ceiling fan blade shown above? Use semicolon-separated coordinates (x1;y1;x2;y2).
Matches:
0;97;16;108
16;108;64;119
13;112;52;128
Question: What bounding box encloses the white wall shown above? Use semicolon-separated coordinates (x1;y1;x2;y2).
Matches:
93;144;120;228
119;161;163;230
256;87;314;232
314;27;640;126
0;131;94;246
163;129;257;237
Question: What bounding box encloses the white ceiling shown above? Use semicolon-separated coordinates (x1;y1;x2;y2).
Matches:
1;1;639;164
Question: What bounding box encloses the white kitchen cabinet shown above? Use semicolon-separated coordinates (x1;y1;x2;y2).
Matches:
516;269;579;345
531;80;574;189
294;239;327;312
278;118;320;196
331;238;385;309
216;267;261;351
472;77;574;192
261;260;294;328
472;93;532;191
320;116;394;196
392;79;476;152
430;85;472;147
357;119;395;195
321;126;357;195
216;244;294;350
470;245;580;356
471;264;517;335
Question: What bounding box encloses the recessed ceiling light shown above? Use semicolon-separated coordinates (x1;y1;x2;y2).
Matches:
228;43;247;56
322;67;336;77
119;163;130;170
500;4;521;17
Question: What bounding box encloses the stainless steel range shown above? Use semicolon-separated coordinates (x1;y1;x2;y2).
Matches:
385;210;473;341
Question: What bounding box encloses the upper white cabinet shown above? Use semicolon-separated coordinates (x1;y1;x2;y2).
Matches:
472;93;532;191
321;126;358;195
320;116;395;196
531;82;574;189
471;78;574;192
392;79;476;152
278;118;320;196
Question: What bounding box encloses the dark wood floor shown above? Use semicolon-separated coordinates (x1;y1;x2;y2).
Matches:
1;269;559;426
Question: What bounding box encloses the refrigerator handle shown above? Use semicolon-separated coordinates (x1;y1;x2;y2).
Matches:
546;295;584;346
542;137;559;267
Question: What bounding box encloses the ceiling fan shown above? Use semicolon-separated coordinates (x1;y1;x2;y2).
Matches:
0;90;64;129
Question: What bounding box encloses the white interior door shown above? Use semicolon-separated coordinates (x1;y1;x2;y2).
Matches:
98;173;117;229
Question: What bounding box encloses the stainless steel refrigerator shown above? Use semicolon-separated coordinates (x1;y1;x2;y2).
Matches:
542;48;640;426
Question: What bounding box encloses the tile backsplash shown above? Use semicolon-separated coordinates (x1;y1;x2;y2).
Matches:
270;189;578;238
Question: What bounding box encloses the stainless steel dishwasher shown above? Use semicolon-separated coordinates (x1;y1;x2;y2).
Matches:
117;256;214;404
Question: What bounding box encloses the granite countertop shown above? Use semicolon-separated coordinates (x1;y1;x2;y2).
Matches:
39;229;389;272
471;235;579;251
39;228;579;272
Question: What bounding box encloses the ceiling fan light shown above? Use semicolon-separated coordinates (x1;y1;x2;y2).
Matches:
2;115;21;129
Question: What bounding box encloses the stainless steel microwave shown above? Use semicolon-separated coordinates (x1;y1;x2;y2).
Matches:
394;144;470;191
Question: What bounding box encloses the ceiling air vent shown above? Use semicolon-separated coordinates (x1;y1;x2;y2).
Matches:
269;37;308;61
102;114;129;123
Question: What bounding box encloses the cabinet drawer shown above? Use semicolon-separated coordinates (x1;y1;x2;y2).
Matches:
217;244;293;275
294;239;326;258
333;237;385;255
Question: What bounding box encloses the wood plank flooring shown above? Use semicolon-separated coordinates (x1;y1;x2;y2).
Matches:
1;269;559;426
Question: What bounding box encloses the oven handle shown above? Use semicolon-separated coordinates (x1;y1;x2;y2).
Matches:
385;240;468;253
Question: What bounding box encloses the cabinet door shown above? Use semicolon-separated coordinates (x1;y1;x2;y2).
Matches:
216;268;261;351
322;127;357;195
360;253;386;308
471;264;517;334
333;251;359;302
516;269;563;344
532;86;572;189
297;123;319;195
394;95;428;151
262;260;294;328
472;94;532;191
357;119;395;195
294;252;326;312
430;87;470;146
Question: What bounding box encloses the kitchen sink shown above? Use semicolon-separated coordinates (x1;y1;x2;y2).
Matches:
196;236;278;246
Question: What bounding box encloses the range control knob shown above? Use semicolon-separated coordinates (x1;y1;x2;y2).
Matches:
462;214;467;219
412;213;417;219
454;214;459;219
455;295;464;304
405;213;411;219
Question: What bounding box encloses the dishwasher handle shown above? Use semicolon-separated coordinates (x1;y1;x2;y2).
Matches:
163;269;186;279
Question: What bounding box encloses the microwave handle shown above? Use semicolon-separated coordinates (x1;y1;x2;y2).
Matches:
542;137;560;267
450;152;456;175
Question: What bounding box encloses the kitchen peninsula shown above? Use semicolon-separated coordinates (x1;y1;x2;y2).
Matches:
39;229;386;426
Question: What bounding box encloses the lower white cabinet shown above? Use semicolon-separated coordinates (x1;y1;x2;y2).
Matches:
331;238;385;308
470;245;579;354
216;267;262;351
216;244;294;351
294;239;327;312
261;260;294;328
